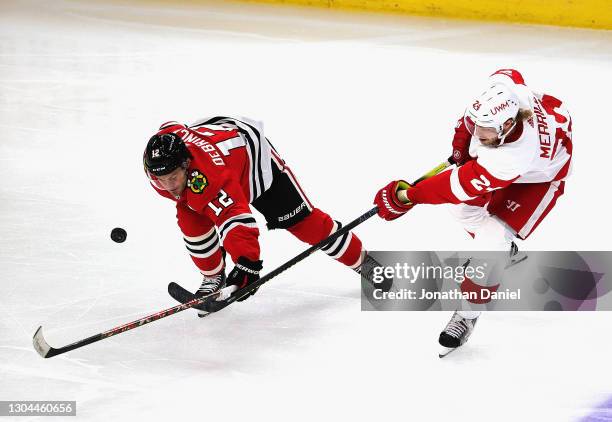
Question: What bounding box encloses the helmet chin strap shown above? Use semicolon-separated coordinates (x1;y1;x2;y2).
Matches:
497;119;517;146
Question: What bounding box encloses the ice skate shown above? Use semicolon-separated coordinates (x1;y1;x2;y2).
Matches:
506;241;528;269
438;311;479;358
194;273;226;317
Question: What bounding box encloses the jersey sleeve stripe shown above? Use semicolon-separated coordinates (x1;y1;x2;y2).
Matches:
185;239;220;258
183;227;217;246
450;167;477;201
183;228;220;258
218;213;256;233
219;221;259;243
218;214;258;242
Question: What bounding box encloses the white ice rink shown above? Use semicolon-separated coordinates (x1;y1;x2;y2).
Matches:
1;0;612;420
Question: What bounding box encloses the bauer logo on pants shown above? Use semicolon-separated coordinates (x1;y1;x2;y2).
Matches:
188;170;208;194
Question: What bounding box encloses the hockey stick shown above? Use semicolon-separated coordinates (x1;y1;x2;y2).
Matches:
33;160;451;358
218;159;452;300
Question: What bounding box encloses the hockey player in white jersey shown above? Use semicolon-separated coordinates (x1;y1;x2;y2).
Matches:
373;69;572;354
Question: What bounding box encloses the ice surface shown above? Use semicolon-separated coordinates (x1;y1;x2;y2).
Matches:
1;1;611;421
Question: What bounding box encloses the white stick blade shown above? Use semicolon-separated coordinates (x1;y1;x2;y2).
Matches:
33;326;52;358
217;285;237;301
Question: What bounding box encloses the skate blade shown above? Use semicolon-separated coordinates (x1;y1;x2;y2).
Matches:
438;346;459;358
505;253;528;269
197;311;211;319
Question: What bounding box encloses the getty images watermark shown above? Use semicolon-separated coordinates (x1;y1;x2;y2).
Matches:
361;251;612;311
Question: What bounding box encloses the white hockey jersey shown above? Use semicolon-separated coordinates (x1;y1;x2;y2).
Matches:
408;69;573;205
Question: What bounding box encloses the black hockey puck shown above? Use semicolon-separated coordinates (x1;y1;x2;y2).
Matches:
111;227;127;243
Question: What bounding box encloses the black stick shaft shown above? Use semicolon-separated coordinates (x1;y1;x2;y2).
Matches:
223;159;452;305
223;207;378;306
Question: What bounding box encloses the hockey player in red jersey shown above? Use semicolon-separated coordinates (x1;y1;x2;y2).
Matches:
144;116;372;316
373;69;572;353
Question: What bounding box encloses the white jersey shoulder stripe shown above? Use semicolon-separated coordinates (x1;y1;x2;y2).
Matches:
450;167;476;202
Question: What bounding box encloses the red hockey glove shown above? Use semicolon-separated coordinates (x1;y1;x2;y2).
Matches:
449;115;473;166
374;180;415;221
227;257;263;302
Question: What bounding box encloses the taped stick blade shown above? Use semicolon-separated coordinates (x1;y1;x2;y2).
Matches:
33;326;53;358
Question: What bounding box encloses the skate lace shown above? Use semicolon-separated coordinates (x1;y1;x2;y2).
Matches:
444;315;468;339
198;274;223;294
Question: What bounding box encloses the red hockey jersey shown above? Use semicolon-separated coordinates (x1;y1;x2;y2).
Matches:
149;116;274;266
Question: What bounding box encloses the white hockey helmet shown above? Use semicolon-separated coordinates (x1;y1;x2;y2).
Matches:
464;84;520;144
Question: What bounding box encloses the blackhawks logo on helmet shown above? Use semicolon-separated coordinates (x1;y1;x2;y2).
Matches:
188;170;208;194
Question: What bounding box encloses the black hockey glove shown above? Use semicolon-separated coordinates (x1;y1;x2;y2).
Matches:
227;257;263;302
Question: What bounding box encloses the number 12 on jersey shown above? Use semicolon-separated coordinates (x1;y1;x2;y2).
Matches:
207;189;234;216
